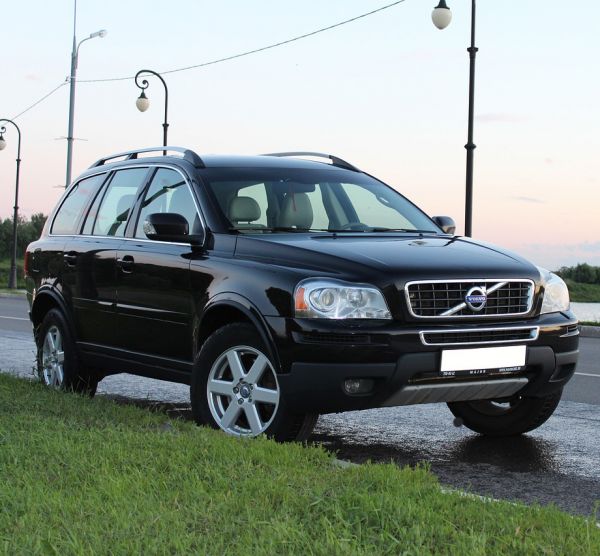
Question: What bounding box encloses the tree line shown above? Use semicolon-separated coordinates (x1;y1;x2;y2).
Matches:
0;214;47;260
556;263;600;285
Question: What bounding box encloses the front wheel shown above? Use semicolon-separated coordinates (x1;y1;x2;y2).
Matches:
447;389;563;436
191;323;317;441
36;309;98;396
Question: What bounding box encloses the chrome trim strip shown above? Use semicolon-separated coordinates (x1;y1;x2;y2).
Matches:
383;377;529;407
404;278;535;319
419;326;540;346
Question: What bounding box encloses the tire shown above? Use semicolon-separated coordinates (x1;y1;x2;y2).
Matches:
36;308;98;396
447;389;563;436
191;323;317;441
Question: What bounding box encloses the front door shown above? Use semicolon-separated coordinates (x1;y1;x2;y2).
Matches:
115;167;201;361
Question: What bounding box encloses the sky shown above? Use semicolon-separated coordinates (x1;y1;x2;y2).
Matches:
1;0;599;270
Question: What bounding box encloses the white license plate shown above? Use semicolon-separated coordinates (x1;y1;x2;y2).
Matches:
440;345;526;376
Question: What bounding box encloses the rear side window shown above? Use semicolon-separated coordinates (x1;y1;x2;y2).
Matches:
92;168;148;237
51;174;106;235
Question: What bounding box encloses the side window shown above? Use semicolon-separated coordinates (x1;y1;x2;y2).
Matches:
92;168;148;237
135;168;200;238
51;174;106;235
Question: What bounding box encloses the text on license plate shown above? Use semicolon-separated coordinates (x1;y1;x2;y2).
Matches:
440;345;526;376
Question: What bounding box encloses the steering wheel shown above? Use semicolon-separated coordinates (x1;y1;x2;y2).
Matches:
338;222;370;231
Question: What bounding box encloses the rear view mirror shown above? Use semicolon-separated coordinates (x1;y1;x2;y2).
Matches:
432;216;456;235
144;213;203;245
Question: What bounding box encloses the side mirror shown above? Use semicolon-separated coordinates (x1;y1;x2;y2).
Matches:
432;216;456;235
144;213;203;245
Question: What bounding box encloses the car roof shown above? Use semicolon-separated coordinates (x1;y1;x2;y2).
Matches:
73;150;359;184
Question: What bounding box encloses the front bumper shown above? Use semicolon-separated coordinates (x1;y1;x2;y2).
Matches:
266;311;579;414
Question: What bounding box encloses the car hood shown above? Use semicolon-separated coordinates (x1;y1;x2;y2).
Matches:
234;234;541;283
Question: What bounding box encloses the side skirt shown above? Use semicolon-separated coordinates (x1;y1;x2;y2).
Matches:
78;342;193;385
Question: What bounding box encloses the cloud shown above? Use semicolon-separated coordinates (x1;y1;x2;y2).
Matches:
511;196;545;204
475;113;529;124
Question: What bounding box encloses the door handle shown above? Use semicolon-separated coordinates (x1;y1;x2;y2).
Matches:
117;255;135;273
63;252;77;267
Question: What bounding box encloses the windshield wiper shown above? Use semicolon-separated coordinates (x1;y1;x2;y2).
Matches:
369;227;438;234
229;226;313;233
311;227;438;234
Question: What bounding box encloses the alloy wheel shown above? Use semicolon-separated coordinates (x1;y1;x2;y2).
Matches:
42;325;65;387
207;345;280;437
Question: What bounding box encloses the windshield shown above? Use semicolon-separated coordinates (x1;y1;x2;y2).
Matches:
202;167;440;234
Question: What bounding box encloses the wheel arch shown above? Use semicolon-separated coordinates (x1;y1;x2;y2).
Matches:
195;294;282;372
30;288;73;338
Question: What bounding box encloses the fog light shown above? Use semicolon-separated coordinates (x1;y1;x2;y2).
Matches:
343;379;374;395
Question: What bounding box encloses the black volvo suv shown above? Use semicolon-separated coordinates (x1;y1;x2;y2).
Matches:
25;147;579;441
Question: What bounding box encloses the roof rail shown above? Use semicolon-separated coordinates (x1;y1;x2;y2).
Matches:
261;151;360;172
89;146;205;169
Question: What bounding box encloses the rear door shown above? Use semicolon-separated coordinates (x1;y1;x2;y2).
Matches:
66;167;150;348
114;166;201;361
55;172;111;344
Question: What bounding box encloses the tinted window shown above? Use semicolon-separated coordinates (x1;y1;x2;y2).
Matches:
92;168;148;237
339;183;415;230
203;168;438;233
51;174;106;235
236;183;268;226
135;168;201;238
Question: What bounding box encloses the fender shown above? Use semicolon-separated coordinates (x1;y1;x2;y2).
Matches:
31;286;75;336
198;292;282;373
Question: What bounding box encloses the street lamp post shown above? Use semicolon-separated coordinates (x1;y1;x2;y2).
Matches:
432;0;478;238
134;69;169;152
65;1;107;188
0;119;22;289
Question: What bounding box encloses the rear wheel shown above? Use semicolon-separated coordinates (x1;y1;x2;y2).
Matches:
191;323;317;441
37;309;98;396
447;389;562;436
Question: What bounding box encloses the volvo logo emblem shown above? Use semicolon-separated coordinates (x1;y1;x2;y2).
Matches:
465;286;487;312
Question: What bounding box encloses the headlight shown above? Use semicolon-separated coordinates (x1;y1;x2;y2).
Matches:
294;279;392;319
539;268;570;314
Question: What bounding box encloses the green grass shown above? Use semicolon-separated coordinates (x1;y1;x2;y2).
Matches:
0;258;25;289
0;374;598;555
565;279;600;303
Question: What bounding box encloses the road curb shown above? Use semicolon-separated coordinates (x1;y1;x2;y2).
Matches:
0;291;27;299
580;326;600;338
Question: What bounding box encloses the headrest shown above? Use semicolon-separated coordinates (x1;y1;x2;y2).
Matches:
229;196;261;223
279;193;313;229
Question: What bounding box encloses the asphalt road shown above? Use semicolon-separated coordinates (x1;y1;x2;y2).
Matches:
1;294;599;515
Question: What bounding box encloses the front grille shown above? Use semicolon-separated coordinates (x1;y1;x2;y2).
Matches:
421;326;539;346
406;279;534;318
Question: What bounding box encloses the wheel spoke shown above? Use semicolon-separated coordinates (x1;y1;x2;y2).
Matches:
245;354;268;385
43;334;53;355
220;402;242;430
56;351;65;365
47;332;56;352
226;351;246;381
208;378;233;397
252;386;278;405
55;365;64;386
244;404;264;436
